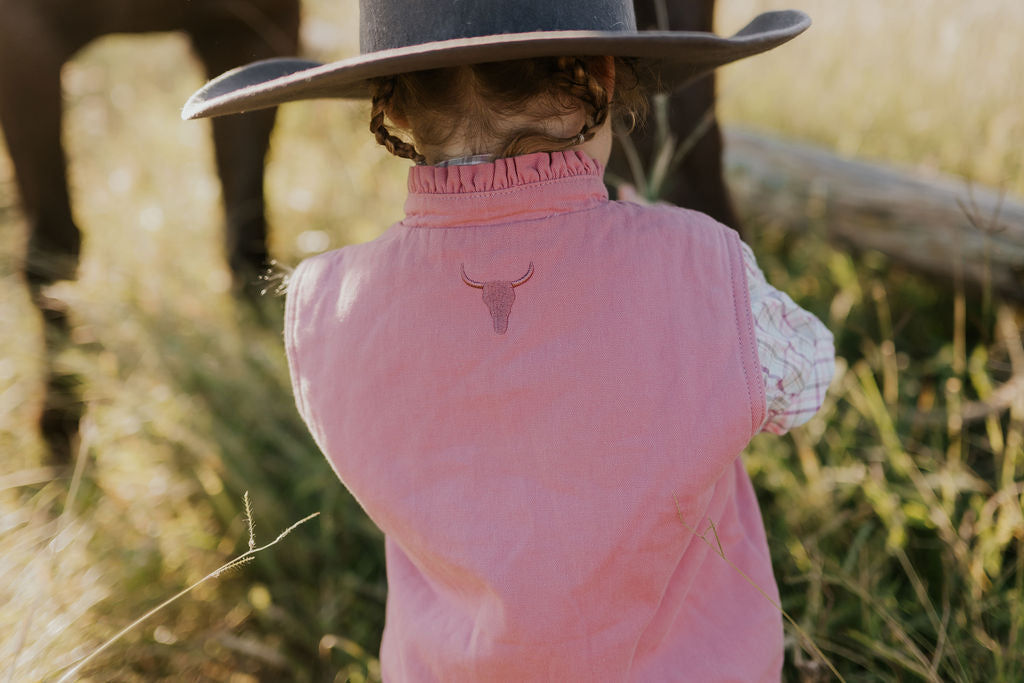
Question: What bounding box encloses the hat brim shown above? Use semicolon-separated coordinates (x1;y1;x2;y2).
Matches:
182;9;809;120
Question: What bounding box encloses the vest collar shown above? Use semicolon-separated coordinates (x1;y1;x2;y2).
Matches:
403;151;608;228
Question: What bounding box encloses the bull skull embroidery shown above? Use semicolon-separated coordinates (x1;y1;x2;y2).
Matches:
460;262;534;334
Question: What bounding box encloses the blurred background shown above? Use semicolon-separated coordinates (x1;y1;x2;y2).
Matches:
1;0;1022;681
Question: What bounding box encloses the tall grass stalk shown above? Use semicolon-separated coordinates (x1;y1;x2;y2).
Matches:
3;421;88;683
53;494;318;682
673;495;846;682
1;1;1022;678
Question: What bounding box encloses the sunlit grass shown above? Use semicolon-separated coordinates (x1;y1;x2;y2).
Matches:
1;1;1022;680
718;0;1024;196
740;221;1024;681
54;492;318;683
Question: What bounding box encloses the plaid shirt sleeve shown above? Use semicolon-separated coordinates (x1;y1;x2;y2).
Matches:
739;241;836;435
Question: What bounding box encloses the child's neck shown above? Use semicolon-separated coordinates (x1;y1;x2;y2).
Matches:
426;120;613;168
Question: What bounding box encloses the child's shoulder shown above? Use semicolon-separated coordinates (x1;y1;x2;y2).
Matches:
286;247;342;293
286;224;404;292
609;198;740;242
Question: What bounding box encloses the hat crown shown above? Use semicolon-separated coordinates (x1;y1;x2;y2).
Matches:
360;0;638;53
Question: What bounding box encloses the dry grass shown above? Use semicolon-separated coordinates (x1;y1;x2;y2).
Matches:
718;0;1024;196
1;1;1021;680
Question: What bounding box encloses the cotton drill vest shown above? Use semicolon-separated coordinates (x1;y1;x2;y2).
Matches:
285;151;781;681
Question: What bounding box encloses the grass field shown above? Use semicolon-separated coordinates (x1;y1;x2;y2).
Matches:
1;1;1022;681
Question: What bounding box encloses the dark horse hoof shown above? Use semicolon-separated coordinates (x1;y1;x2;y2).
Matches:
33;290;84;464
40;373;84;463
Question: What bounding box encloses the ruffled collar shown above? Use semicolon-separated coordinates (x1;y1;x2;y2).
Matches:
403;151;608;228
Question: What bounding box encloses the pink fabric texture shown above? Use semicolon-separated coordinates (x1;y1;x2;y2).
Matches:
285;151;782;681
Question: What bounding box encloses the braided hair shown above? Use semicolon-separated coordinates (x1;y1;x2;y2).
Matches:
499;57;611;158
369;77;426;164
369;56;640;163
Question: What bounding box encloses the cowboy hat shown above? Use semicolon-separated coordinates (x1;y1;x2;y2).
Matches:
182;0;809;120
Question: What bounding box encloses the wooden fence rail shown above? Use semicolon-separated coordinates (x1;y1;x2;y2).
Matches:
724;128;1024;300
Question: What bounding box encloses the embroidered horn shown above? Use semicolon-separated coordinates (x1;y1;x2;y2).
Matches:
460;264;484;289
511;262;534;287
461;262;534;334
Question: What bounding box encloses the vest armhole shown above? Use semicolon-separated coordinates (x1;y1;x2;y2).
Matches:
725;230;767;437
284;258;313;423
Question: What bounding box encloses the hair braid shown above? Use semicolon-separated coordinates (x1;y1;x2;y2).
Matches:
497;57;613;158
556;56;610;144
370;78;426;164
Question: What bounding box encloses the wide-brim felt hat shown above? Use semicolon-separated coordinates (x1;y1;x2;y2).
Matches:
182;0;810;120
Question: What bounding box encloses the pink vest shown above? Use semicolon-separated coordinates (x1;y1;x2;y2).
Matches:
285;151;781;681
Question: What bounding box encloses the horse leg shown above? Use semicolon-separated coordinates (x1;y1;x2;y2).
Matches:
613;0;742;233
0;6;83;461
188;2;300;295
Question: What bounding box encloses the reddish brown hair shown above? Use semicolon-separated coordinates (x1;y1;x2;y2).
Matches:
369;56;648;164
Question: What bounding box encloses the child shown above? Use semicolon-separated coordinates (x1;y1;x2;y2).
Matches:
185;2;832;680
